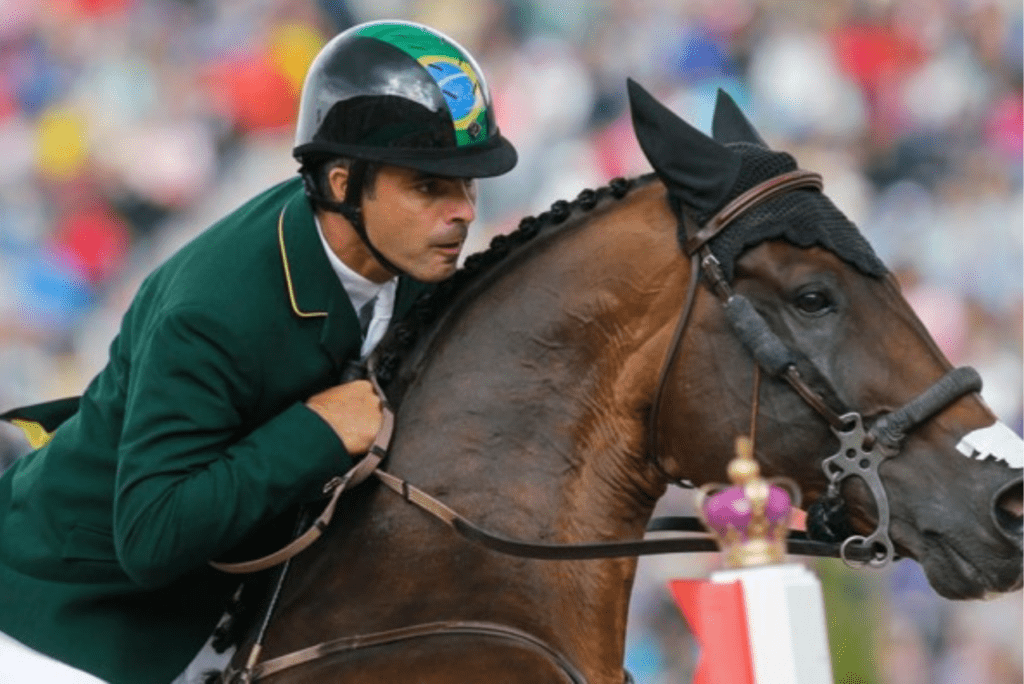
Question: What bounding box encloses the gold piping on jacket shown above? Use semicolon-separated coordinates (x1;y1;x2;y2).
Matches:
278;207;327;318
10;419;53;449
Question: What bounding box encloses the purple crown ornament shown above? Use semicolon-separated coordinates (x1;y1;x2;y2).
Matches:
696;437;801;568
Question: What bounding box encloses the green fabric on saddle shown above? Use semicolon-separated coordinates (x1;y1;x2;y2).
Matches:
1;397;80;448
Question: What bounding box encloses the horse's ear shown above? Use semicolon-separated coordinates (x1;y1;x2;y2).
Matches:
627;78;740;216
711;89;767;146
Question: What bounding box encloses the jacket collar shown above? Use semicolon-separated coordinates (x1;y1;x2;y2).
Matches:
277;188;362;369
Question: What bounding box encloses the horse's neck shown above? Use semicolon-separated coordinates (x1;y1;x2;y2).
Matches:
395;184;683;535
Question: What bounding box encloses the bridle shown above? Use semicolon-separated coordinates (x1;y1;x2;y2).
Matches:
645;168;983;567
216;169;983;683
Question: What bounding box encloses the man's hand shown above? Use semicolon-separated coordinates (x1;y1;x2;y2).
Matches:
305;380;383;455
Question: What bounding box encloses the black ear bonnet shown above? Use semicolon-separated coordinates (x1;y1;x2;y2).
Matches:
628;79;887;281
704;141;887;281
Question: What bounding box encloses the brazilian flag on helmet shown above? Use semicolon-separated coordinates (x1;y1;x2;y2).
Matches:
292;20;517;178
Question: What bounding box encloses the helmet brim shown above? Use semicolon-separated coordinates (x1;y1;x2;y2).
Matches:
294;133;517;179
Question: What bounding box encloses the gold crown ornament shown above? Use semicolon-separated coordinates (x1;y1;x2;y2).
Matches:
695;437;801;568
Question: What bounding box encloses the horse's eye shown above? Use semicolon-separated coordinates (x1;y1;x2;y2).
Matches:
795;290;832;314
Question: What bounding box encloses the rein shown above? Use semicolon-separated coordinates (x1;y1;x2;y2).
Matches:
224;620;595;684
364;170;981;568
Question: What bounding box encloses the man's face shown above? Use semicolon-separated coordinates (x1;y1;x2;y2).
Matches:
362;165;478;283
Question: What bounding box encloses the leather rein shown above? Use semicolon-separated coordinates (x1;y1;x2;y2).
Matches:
215;170;982;683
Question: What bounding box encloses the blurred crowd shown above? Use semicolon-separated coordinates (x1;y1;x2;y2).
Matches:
0;0;1019;682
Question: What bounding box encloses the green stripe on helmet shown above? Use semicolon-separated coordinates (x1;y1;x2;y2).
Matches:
355;22;490;147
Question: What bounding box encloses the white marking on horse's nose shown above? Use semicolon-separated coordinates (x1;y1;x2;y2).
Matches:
956;421;1024;469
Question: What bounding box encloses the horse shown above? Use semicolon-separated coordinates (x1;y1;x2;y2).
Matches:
218;82;1023;684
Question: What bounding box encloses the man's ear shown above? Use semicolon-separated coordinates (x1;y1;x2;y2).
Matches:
327;165;349;202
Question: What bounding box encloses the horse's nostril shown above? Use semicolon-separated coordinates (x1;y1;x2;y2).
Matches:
993;479;1023;539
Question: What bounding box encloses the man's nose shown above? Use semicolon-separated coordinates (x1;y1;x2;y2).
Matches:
449;181;476;224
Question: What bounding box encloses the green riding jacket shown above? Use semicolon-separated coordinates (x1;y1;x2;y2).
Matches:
0;177;429;684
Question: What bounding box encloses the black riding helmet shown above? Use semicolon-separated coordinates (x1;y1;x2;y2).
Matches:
293;21;517;274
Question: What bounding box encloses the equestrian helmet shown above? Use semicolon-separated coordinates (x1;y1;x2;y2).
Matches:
293;20;517;178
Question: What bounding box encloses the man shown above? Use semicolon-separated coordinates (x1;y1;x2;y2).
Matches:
0;20;516;684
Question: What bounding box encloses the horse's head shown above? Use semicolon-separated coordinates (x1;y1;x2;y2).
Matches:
629;80;1022;599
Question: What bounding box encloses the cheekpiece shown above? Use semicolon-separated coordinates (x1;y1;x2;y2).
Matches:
696;437;799;568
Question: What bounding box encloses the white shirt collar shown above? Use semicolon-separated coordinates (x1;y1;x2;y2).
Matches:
314;216;398;358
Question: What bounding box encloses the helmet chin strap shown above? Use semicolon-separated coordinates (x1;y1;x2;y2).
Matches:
301;160;406;277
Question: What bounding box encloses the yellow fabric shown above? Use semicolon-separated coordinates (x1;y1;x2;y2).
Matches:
9;419;53;449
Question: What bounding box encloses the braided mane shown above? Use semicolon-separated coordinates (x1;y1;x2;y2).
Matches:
372;174;653;402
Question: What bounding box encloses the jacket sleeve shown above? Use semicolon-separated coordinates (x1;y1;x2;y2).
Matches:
112;306;351;588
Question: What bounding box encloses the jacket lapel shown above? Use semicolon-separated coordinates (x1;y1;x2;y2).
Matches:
277;190;362;371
